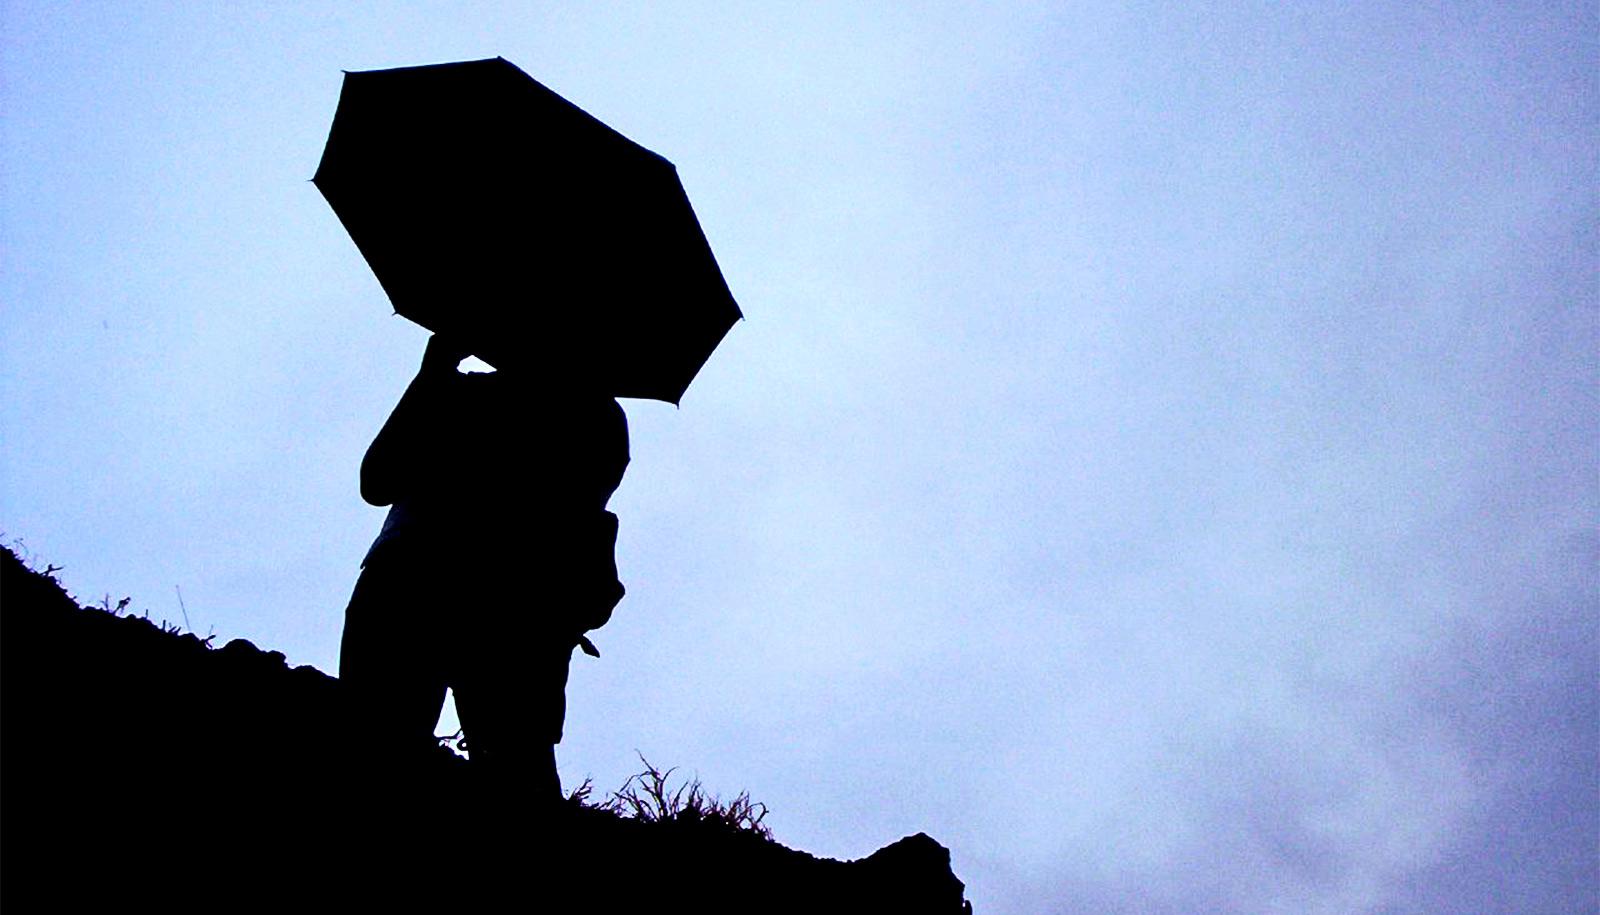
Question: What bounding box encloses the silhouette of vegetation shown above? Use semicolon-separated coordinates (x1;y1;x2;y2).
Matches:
573;753;773;841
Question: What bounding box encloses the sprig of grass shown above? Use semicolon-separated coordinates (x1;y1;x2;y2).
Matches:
576;753;773;841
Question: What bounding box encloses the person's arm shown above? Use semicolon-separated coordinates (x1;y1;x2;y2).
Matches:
359;334;468;507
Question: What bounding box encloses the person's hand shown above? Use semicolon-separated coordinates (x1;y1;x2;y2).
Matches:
421;333;471;375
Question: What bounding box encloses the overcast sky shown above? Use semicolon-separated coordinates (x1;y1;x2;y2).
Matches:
3;3;1595;912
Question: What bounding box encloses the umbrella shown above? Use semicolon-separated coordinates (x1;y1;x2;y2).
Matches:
312;57;741;404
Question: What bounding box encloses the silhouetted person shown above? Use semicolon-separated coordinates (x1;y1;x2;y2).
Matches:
341;332;627;806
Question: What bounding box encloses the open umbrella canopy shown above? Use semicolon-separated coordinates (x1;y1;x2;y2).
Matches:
313;57;742;404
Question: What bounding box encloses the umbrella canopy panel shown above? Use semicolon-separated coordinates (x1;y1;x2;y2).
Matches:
314;57;741;404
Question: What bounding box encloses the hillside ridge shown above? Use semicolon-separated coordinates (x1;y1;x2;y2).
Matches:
0;545;969;912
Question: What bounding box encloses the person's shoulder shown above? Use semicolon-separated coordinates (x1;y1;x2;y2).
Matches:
573;390;623;414
605;396;628;428
577;394;628;437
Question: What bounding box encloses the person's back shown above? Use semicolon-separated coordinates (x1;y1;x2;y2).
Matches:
369;370;626;546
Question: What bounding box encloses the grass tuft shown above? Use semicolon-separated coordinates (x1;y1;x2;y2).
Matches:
588;752;773;841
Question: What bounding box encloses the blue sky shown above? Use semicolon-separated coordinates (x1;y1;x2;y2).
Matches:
3;4;1595;912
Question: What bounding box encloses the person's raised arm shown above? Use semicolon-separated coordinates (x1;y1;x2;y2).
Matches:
359;334;469;506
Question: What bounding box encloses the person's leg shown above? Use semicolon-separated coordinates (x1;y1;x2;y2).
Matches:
453;628;574;805
338;552;452;873
340;550;450;769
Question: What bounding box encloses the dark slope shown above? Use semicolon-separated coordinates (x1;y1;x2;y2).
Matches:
0;547;969;912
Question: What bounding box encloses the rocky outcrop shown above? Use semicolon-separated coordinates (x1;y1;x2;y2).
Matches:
0;546;969;912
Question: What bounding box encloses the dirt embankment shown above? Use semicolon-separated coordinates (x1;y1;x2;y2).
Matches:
0;546;969;912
